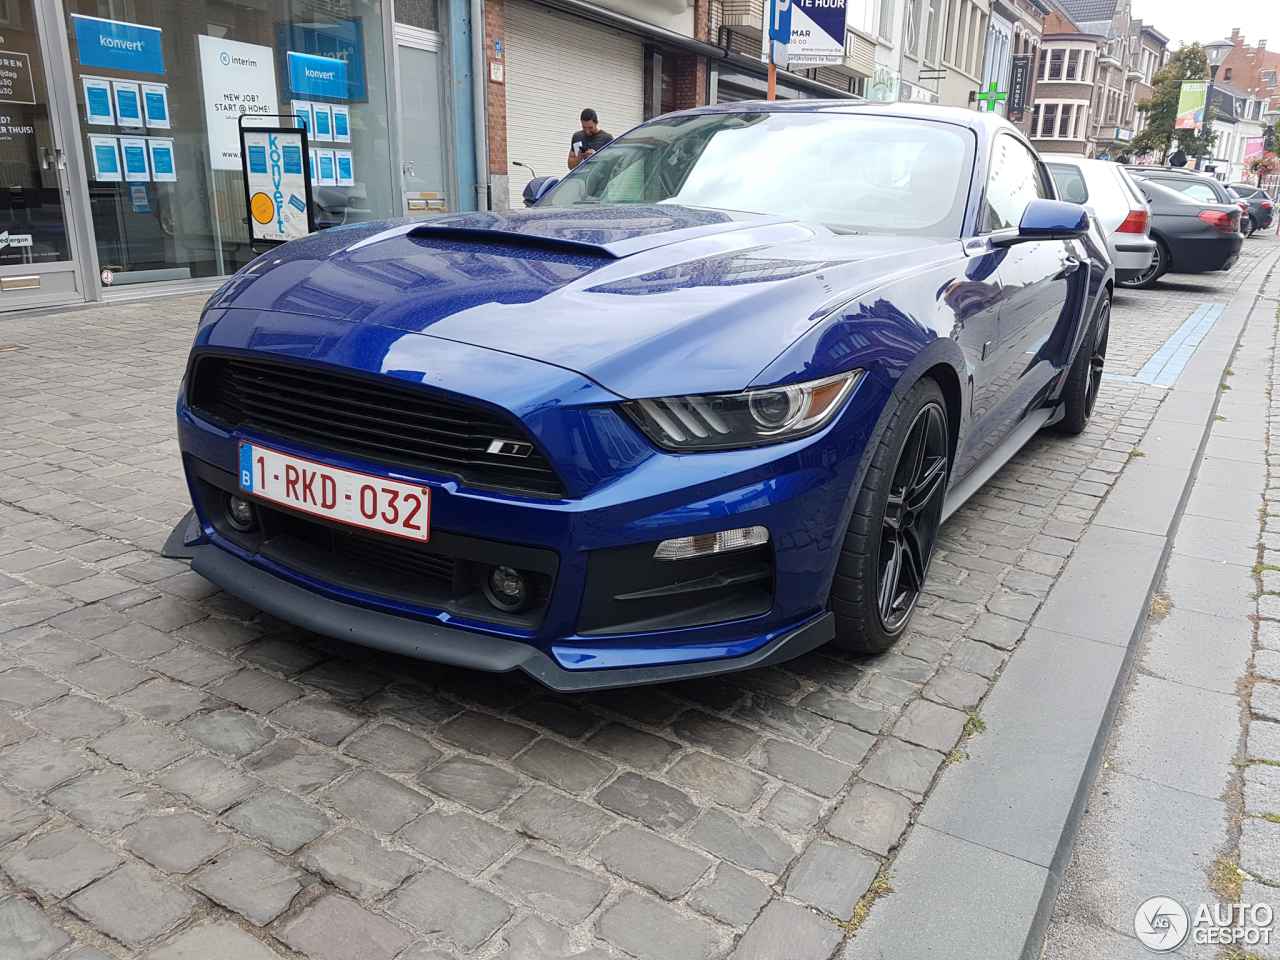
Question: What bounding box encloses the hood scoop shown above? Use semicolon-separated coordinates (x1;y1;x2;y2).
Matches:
408;225;619;262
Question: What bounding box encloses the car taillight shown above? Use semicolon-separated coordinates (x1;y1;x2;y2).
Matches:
1197;209;1237;232
1117;210;1148;233
1264;201;1274;210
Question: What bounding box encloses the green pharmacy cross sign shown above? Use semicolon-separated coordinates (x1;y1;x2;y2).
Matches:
976;82;1008;112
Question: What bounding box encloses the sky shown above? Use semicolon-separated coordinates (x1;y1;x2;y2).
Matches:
1131;0;1280;50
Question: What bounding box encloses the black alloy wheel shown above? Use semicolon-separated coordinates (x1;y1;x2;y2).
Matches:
1119;238;1167;289
1083;301;1109;420
876;402;948;632
1052;297;1109;436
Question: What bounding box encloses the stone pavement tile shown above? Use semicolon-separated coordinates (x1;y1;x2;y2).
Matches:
120;597;204;632
182;709;274;757
0;667;68;709
65;656;150;697
144;920;285;960
734;697;827;743
25;696;124;741
62;574;136;604
510;696;598;739
593;824;711;899
893;699;968;754
853;674;917;709
592;688;684;727
0;597;77;629
62;947;115;960
596;892;719;960
669;712;760;759
1245;764;1280;815
947;640;1006;679
686;809;794;875
238;637;327;676
325;770;432;834
731;671;803;702
1249;721;1280;761
343;724;441;772
101;588;162;613
222;788;331;854
923;666;988;709
299;826;422;900
729;899;843;960
1256;649;1280;683
966;613;1025;650
797;691;892;735
859;739;945;800
90;723;193;774
502;786;613;852
190;847;305;926
49;768;163;832
512;739;616;795
68;863;194;947
1240;817;1280;884
492;847;609;924
394;947;461;960
597;772;699;832
18;635;99;672
761;787;823;834
437;711;536;760
1255;684;1280;723
826;781;913;856
208;670;301;714
365;681;461;730
47;605;127;641
757;740;853;798
277;895;414;960
300;663;392;703
783;651;865;690
785;841;878;920
687;863;772;927
0;783;48;844
0;896;71;960
117;558;188;584
245;739;350;795
115;680;217;723
496;915;595;960
95;623;177;661
0;738;90;793
124;812;232;874
388;867;513;953
418;757;524;813
270;698;366;746
398;808;518;876
0;713;33;749
666;752;766;811
818;724;877;765
2;827;121;898
179;618;261;653
156;756;259;814
584;723;680;771
149;645;240;687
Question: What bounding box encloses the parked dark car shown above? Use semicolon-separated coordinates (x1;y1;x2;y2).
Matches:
1227;183;1275;233
1121;178;1243;288
167;104;1112;690
1126;165;1251;235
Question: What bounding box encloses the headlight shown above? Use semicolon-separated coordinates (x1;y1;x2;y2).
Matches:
622;369;864;451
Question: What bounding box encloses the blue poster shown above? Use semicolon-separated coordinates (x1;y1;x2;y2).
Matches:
288;52;347;100
72;15;164;75
276;20;365;100
114;83;142;125
281;143;303;175
247;145;268;174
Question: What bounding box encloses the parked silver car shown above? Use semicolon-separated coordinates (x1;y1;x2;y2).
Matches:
1041;155;1156;283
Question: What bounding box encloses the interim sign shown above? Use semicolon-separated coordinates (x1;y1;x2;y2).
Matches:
788;0;847;66
198;36;279;171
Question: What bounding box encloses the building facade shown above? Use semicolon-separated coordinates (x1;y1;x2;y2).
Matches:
1027;11;1098;156
0;0;485;313
1219;28;1280;114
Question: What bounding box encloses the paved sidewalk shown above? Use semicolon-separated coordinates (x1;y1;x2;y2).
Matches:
1042;241;1280;959
0;236;1272;959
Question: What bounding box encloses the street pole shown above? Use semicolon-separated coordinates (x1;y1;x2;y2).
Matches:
768;59;777;100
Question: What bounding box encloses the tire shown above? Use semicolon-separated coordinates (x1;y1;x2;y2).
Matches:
1118;238;1168;289
1052;296;1109;436
1244;216;1257;238
829;378;949;654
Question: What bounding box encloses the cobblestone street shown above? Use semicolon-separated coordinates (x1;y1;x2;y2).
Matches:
0;233;1277;960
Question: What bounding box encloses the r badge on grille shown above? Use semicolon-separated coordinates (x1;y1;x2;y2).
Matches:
486;439;533;458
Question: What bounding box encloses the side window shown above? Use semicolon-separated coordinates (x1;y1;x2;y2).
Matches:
1161;179;1217;203
985;136;1046;231
1048;163;1088;203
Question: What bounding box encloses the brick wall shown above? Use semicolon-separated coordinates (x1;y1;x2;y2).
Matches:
1043;11;1077;35
486;0;507;177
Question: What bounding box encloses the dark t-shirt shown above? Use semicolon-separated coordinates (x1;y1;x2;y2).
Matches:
570;129;613;156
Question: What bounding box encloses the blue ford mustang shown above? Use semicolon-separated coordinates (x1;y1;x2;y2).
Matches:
167;102;1111;691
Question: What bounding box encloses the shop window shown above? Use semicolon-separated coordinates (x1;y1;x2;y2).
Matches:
1049;49;1063;80
395;0;439;31
1066;50;1079;80
65;0;403;287
1041;103;1057;137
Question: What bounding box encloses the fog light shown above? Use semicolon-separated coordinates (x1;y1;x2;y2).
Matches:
483;565;529;612
224;494;256;532
654;526;770;561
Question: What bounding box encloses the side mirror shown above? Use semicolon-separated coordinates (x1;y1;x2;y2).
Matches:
522;176;559;207
997;198;1090;245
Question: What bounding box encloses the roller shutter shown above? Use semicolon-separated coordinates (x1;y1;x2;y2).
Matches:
503;0;645;202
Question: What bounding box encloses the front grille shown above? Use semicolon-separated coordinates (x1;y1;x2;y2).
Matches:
189;354;566;498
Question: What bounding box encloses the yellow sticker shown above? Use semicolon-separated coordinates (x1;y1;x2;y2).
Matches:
250;192;275;224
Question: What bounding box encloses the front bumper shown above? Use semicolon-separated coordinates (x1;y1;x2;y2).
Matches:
175;526;835;691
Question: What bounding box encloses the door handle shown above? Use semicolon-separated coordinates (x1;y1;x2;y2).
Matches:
1062;256;1082;274
402;160;414;177
40;146;53;170
55;148;66;170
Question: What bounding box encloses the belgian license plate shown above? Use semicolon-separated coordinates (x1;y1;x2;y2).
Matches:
238;442;430;541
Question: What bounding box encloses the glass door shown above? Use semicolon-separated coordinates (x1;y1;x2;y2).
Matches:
395;27;447;218
0;0;86;308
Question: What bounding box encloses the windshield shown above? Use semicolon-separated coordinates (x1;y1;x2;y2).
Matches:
540;111;975;237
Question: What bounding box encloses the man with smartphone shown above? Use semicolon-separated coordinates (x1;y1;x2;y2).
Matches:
568;108;612;170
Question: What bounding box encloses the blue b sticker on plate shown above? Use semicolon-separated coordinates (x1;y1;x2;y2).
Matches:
239;442;253;491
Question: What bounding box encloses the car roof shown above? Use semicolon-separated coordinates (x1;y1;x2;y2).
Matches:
1126;165;1213;177
667;99;1014;136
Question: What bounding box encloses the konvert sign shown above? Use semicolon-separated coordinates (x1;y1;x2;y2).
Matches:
287;52;348;101
71;15;164;75
239;118;314;247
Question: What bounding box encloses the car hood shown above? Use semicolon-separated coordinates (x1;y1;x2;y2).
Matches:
209;206;957;398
